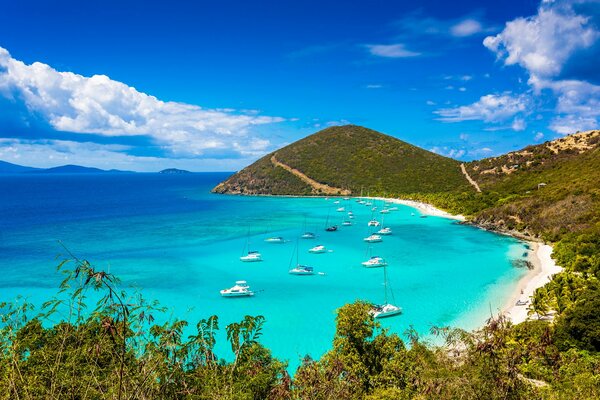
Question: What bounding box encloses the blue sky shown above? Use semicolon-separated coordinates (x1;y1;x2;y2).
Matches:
0;0;599;171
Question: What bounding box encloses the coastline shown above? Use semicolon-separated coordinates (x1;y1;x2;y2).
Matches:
502;243;562;324
366;196;562;325
366;197;466;221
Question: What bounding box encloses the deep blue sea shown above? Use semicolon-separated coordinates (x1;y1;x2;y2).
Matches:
0;173;528;370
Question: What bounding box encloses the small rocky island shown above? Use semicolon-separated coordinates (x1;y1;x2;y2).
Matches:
159;168;191;174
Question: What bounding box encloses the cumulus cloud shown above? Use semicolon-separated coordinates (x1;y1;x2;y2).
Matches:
483;0;600;134
435;93;530;124
483;2;598;79
451;19;484;37
365;43;421;58
0;46;283;158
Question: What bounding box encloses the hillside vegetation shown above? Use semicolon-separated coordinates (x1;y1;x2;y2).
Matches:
213;125;472;196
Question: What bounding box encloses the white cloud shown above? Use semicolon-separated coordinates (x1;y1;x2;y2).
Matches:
484;3;598;79
435;93;530;123
458;87;467;92
365;43;421;58
459;132;469;140
534;131;545;141
365;84;383;89
426;100;436;106
451;19;484;37
511;118;527;131
0;46;283;158
482;1;600;134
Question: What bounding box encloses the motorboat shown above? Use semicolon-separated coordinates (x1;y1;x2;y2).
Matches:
333;200;340;204
301;232;316;239
370;303;403;318
309;245;327;254
336;207;345;212
367;220;380;227
365;202;372;206
240;251;262;262
265;236;285;243
220;281;254;297
377;227;392;235
342;220;352;226
364;234;383;243
361;256;387;268
289;265;315;275
380;209;390;214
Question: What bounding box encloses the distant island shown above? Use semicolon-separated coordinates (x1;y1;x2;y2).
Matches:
0;161;133;174
159;168;191;174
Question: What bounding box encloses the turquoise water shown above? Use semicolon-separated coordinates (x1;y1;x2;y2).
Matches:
0;173;528;370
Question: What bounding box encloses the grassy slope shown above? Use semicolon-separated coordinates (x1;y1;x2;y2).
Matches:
214;125;471;196
212;153;312;195
458;131;600;240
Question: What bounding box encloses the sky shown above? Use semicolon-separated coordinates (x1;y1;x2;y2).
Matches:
0;0;599;171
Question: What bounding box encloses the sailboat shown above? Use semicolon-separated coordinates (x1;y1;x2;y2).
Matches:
377;214;392;235
240;231;263;262
370;263;402;318
300;215;316;239
324;207;338;232
289;240;316;275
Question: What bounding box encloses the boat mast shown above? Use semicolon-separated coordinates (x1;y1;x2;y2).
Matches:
383;263;388;304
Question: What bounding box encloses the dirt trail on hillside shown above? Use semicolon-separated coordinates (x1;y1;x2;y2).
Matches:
271;155;351;196
461;163;482;192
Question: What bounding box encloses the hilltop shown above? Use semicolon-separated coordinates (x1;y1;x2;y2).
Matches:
213;125;472;196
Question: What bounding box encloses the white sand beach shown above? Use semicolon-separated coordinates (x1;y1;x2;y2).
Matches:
502;243;563;324
368;197;466;221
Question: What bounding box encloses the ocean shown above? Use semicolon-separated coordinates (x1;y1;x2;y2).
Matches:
0;172;528;370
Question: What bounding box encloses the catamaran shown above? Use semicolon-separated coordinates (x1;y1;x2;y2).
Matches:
240;231;262;262
220;281;254;297
368;220;380;227
289;240;316;275
377;227;392;235
370;263;402;318
240;251;262;262
265;236;285;243
362;255;387;268
301;232;316;239
309;245;327;254
364;234;383;243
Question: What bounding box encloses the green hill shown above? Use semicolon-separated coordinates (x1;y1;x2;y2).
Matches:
460;130;600;241
213;125;472;196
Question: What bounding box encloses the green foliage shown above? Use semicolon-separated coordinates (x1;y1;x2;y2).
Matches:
555;288;600;352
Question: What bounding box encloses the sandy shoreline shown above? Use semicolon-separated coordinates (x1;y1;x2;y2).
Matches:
366;196;562;325
366;197;466;221
502;243;562;324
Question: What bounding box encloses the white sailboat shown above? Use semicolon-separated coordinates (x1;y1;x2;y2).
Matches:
289;240;316;275
240;231;263;262
370;264;402;318
362;255;387;268
364;234;383;243
265;236;285;243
